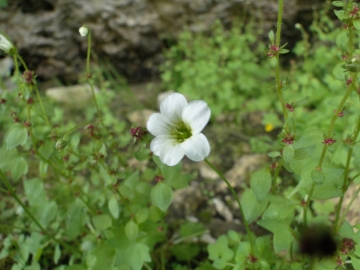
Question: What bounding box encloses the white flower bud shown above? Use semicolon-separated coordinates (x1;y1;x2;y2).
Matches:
0;33;15;54
79;25;90;37
294;23;302;30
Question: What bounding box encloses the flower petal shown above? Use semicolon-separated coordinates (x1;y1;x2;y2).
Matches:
160;93;188;125
182;100;210;134
181;133;210;162
150;135;185;166
147;113;171;136
150;134;171;155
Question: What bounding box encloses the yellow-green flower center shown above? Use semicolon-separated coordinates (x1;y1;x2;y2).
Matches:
171;122;192;143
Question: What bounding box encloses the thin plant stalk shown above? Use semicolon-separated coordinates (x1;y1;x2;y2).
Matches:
85;30;105;128
333;116;360;232
205;158;255;255
274;0;288;125
0;169;46;233
304;24;357;225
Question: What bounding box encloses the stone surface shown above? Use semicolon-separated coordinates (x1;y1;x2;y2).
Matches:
0;0;324;82
45;84;99;108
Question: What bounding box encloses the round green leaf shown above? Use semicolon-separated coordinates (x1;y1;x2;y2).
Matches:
151;182;173;212
129;243;151;270
332;61;346;81
4;123;28;150
92;214;112;231
294;145;316;160
11;157;28;182
250;168;271;202
311;168;325;185
135;208;149;224
332;1;343;7
125;220;138;242
354;20;360;31
108;195;120;219
336;31;348;51
283;144;294;164
269;57;278;68
268;151;281;158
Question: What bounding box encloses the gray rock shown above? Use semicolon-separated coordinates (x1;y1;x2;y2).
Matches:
0;0;323;81
45;84;99;108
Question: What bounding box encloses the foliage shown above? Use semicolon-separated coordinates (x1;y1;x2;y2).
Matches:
2;0;360;270
161;20;272;118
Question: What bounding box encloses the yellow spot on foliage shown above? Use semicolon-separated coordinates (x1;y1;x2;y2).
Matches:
265;123;274;132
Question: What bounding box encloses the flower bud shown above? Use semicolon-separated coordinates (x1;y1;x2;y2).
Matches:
79;25;90;37
0;33;15;55
55;139;67;152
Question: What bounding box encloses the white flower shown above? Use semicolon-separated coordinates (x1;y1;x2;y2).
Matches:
147;93;211;166
0;33;14;54
79;25;89;37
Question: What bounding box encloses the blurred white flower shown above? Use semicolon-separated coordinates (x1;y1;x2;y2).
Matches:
147;93;211;166
79;25;90;37
0;33;14;54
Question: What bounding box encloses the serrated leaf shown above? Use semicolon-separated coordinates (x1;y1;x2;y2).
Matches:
250;168;271;201
108;195;120;219
294;145;316;160
125;220;138;242
151;182;173;212
4;123;28;150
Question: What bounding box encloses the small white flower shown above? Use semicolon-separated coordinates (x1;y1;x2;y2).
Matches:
79;25;90;37
147;93;211;166
0;33;14;54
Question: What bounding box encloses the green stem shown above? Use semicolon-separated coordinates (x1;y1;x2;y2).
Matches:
204;158;255;255
85;30;106;129
304;73;358;226
339;185;360;226
86;31;91;75
271;160;283;194
13;55;19;77
274;0;288;125
333;116;360;232
0;169;46;232
0;169;77;253
17;54;28;70
63;122;91;140
275;0;284;47
33;84;52;127
303;184;315;226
